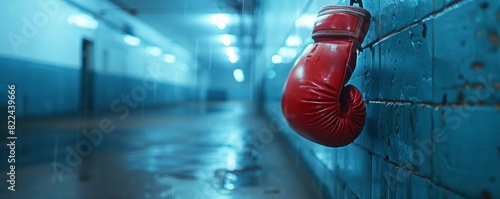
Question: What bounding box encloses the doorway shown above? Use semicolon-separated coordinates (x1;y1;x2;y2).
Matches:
81;39;94;115
79;39;94;181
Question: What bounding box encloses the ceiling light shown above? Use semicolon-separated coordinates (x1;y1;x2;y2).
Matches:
123;34;140;46
229;54;238;63
226;47;236;56
295;14;316;29
278;47;297;58
67;14;98;29
146;46;162;57
221;34;232;46
271;55;283;64
286;35;302;47
211;13;229;30
164;54;176;63
233;68;244;82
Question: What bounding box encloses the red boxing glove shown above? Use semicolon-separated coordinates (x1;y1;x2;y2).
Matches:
281;5;371;147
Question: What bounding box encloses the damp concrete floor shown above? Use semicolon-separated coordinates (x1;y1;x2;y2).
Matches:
0;101;322;199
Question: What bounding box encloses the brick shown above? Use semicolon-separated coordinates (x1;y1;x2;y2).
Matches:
355;90;378;151
262;1;500;199
371;155;399;199
435;187;467;199
379;19;433;102
410;175;436;198
433;0;500;104
353;117;373;153
360;0;381;47
361;43;381;102
379;0;433;37
371;154;437;199
349;63;363;90
365;103;433;177
432;107;500;198
435;0;464;11
351;41;372;93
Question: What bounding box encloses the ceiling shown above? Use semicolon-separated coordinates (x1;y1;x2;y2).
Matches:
108;0;261;73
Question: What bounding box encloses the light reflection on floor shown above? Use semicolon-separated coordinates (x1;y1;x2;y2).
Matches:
0;101;322;199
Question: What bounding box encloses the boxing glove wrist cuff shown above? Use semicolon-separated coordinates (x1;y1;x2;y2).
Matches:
312;5;371;49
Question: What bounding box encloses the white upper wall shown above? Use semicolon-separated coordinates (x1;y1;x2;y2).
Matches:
0;0;197;87
1;0;91;68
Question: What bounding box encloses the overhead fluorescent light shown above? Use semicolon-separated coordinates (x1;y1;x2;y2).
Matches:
164;54;176;63
221;34;232;46
278;47;297;58
271;55;283;64
226;47;236;56
295;14;316;29
286;35;302;47
211;13;229;30
123;34;140;46
226;46;238;63
146;46;162;57
233;68;244;82
67;14;98;29
229;54;238;63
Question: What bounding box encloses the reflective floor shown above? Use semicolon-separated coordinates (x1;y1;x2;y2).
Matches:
1;101;322;199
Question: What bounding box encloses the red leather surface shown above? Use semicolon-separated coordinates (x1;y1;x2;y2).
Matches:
314;13;360;34
281;6;370;147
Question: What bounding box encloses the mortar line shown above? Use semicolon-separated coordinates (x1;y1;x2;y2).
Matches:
367;99;500;109
362;0;466;49
370;152;470;198
430;0;436;183
369;150;424;175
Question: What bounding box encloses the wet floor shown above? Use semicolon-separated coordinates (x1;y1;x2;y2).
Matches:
0;101;322;199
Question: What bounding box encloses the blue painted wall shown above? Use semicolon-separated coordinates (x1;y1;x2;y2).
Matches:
0;57;79;117
0;56;198;174
260;0;500;198
0;56;197;118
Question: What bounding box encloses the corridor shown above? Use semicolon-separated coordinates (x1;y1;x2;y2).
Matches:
1;102;321;199
1;0;500;198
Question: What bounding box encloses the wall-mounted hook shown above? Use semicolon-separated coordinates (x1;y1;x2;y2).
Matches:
350;0;363;8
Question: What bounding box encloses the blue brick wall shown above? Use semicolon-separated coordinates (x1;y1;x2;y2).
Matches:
261;0;500;198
